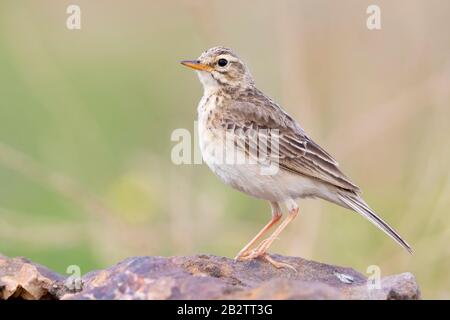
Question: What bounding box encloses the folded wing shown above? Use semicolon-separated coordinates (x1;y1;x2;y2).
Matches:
219;95;360;193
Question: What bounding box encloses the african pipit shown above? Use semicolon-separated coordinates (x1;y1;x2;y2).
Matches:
181;47;412;269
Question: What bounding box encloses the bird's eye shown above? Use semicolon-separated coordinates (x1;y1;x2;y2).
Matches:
217;58;228;67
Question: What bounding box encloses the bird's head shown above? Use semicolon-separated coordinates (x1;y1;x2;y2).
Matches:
181;47;254;94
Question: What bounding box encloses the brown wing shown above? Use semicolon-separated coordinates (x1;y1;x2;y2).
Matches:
218;93;360;193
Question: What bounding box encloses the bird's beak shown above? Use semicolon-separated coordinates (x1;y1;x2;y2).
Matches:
180;60;213;72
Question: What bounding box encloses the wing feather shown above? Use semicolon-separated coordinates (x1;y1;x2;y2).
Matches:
218;92;360;192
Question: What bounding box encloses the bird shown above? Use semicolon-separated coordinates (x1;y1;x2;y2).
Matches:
180;46;412;269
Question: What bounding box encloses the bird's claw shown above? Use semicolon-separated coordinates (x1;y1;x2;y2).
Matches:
235;245;296;272
261;254;297;272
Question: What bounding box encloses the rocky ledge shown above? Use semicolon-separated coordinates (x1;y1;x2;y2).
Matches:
0;253;420;300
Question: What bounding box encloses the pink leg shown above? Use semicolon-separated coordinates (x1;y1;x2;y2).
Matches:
234;202;282;260
239;200;300;270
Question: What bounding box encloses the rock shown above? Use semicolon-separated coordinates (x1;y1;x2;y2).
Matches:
0;254;65;300
0;253;420;300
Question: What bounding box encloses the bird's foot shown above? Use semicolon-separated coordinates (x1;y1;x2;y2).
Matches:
261;254;297;272
238;251;296;271
234;238;270;261
235;240;296;271
241;238;272;259
234;248;251;261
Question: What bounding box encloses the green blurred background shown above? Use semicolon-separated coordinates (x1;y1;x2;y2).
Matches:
1;0;449;298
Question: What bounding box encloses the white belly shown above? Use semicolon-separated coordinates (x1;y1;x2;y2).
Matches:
197;95;334;202
204;158;329;202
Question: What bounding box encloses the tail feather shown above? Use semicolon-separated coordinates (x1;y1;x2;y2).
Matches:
338;192;413;254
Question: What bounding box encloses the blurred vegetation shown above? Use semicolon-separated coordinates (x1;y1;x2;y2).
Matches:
0;0;449;298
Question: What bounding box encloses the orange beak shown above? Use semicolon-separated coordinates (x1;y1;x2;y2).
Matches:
180;60;213;72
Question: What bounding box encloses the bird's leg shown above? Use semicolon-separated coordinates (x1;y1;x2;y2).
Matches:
251;207;299;256
234;202;282;260
239;200;299;269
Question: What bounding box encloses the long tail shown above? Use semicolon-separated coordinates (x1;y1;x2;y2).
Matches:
337;192;413;254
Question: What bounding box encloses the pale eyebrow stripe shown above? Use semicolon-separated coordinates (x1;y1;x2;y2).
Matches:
218;54;239;62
